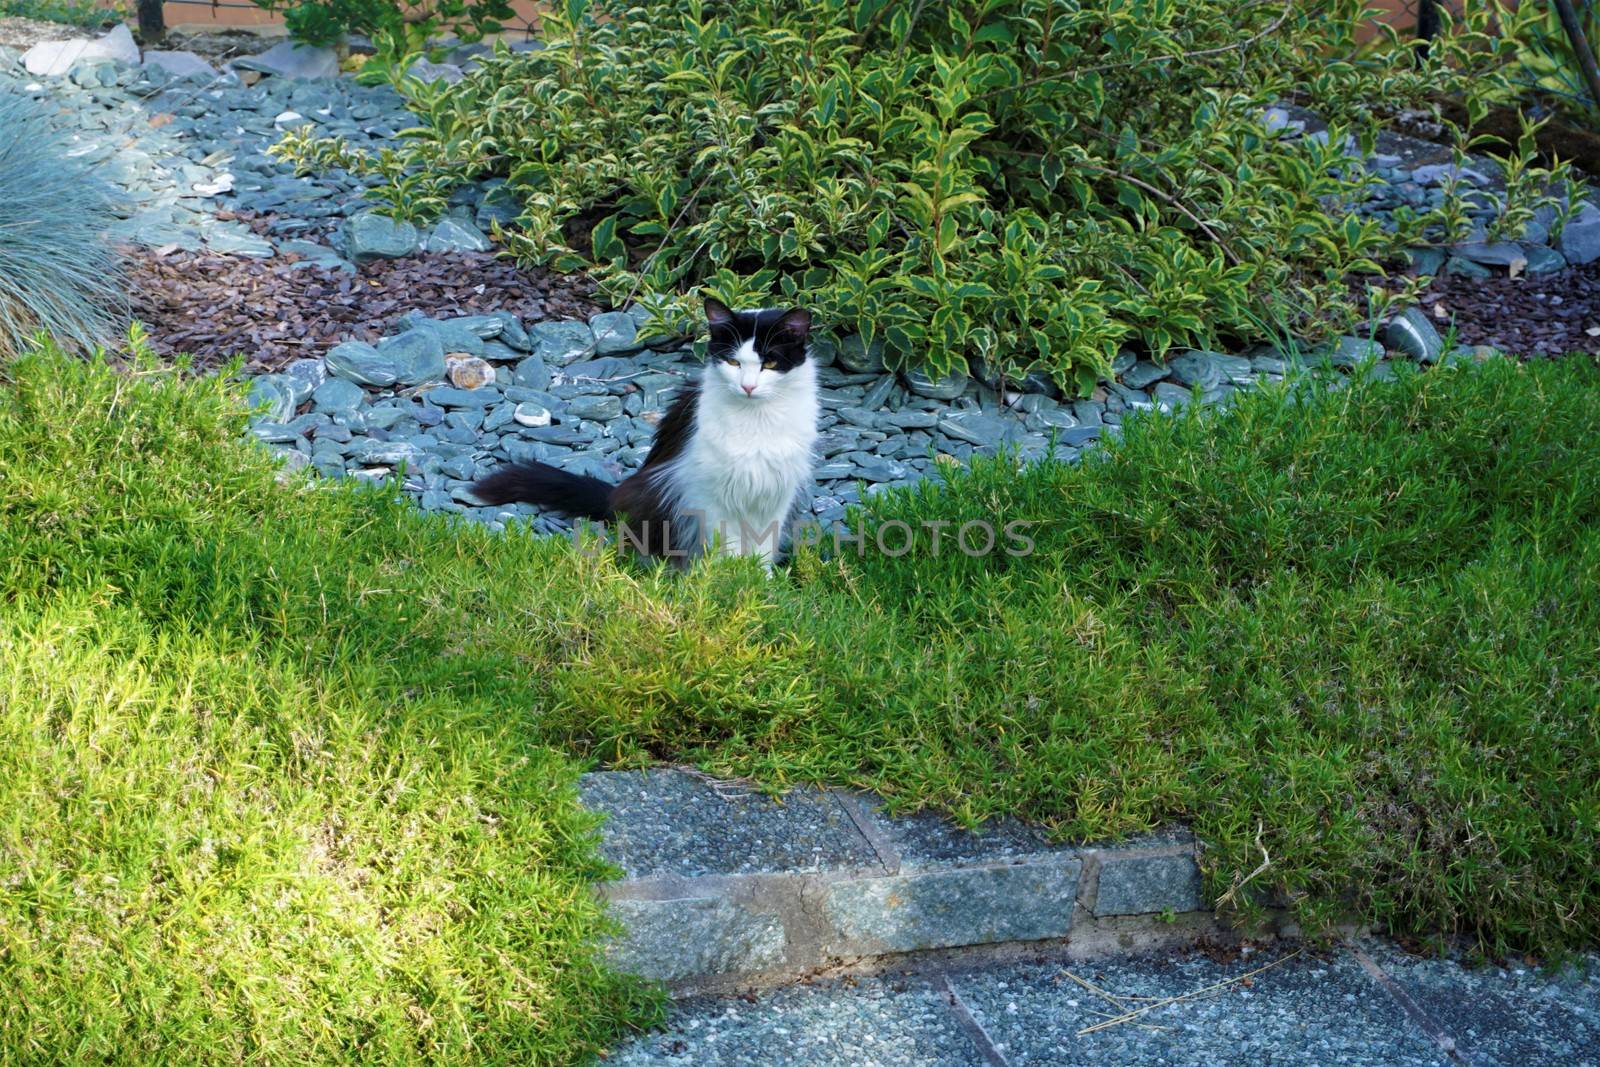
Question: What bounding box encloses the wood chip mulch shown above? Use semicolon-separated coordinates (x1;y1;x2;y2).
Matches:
124;223;606;374
1358;259;1600;358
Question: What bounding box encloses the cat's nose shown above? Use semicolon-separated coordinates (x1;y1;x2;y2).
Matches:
742;384;757;396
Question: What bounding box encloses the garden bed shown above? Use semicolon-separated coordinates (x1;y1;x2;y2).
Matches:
6;9;1600;1061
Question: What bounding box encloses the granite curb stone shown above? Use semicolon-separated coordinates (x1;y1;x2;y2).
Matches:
580;770;1211;987
822;861;1083;955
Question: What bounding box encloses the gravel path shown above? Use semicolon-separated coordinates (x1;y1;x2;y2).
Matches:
610;939;1600;1066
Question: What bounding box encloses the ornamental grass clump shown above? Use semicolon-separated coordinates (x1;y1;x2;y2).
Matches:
277;0;1564;392
0;92;126;360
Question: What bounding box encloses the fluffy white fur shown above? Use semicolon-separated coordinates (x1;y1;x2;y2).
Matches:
659;337;819;566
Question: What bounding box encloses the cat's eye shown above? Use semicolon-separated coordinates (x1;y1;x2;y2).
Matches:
722;357;738;366
762;361;776;370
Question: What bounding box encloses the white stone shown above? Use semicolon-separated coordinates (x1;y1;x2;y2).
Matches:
405;58;464;84
513;403;552;428
446;356;495;390
23;39;92;77
192;174;234;196
22;23;140;76
88;23;140;65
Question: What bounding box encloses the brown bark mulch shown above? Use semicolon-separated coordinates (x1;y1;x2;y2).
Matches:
1359;259;1600;358
125;222;605;374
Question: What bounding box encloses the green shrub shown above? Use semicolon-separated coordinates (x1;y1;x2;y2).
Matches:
277;0;1563;392
0;92;125;359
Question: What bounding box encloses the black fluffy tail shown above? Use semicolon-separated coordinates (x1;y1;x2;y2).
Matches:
471;461;614;521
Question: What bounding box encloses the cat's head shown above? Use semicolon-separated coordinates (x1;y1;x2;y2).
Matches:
704;298;812;401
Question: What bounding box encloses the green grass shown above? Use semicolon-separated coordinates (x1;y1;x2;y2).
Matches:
2;339;1597;1061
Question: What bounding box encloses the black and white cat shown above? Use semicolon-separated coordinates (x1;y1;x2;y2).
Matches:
472;299;819;567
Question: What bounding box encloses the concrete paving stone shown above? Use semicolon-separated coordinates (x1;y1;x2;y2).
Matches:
606;897;786;984
1359;939;1600;1067
606;974;984;1067
1092;853;1204;916
823;860;1081;954
857;800;1062;871
579;770;881;878
952;947;1449;1066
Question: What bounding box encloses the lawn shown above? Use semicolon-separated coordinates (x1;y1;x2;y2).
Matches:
2;340;1597;1062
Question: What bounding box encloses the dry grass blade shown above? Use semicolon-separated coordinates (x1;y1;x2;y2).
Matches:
673;764;761;799
1075;950;1303;1036
1059;968;1160;1008
1215;820;1272;911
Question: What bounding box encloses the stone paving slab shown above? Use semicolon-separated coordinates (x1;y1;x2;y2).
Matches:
581;770;1213;989
1357;940;1600;1066
821;859;1082;956
579;770;881;878
609;938;1600;1065
951;947;1447;1066
845;802;1061;871
606;975;985;1067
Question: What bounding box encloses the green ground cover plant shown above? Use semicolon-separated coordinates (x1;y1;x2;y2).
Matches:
4;341;1597;1060
276;0;1567;392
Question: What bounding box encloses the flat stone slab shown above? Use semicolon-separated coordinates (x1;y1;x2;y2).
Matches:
612;938;1600;1065
851;804;1059;871
953;946;1447;1066
1092;853;1204;916
606;897;786;985
580;770;881;878
823;860;1082;954
608;973;986;1066
1357;940;1600;1066
581;769;1210;988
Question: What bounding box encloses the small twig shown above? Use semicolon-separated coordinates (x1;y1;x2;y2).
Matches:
1215;820;1272;911
1059;968;1159;1008
618;172;713;311
672;764;761;799
895;0;929;63
1076;949;1303;1036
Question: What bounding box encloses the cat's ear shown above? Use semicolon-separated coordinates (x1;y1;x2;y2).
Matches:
778;308;811;338
703;297;733;328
